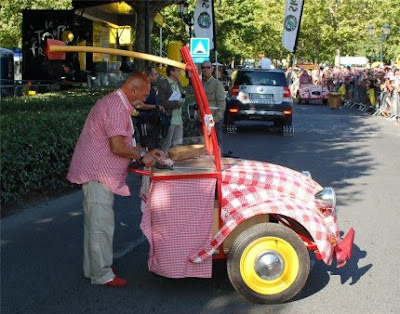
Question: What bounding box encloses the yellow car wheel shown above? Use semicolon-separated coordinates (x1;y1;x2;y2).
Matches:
227;223;310;304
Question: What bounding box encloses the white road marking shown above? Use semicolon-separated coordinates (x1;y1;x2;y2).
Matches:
114;235;146;260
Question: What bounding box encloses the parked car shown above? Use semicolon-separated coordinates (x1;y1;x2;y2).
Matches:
225;69;293;135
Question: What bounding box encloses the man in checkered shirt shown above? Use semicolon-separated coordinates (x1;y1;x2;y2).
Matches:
67;73;164;287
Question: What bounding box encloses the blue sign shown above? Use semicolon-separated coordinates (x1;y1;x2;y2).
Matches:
190;38;210;58
193;57;210;64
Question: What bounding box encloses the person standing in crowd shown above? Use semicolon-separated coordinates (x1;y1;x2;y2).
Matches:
383;76;399;117
299;69;312;85
158;65;185;151
133;66;164;150
231;65;239;84
226;65;233;83
67;73;164;287
258;53;272;69
201;61;226;145
285;66;293;85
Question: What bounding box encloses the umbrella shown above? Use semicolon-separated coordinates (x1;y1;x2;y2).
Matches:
371;61;383;69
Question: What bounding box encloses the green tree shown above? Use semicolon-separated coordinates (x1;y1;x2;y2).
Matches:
0;0;72;47
129;0;176;70
1;0;399;65
281;0;399;65
215;0;261;64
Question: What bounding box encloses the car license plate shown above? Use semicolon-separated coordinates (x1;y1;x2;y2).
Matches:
251;94;273;104
252;99;273;104
244;110;283;116
251;94;272;99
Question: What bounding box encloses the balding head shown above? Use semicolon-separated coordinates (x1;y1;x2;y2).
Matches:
120;72;151;106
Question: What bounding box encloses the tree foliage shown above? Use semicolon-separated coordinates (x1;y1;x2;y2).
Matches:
128;0;175;70
1;0;399;65
0;0;72;47
163;0;399;65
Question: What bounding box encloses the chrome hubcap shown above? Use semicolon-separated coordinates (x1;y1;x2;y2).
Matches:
254;251;284;280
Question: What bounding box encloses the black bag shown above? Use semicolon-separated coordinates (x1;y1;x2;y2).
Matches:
137;107;161;125
159;113;171;137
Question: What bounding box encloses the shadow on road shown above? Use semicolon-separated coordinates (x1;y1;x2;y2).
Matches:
2;102;390;313
297;240;372;301
223;103;383;209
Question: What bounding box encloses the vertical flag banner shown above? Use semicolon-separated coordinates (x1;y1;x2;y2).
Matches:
193;0;214;50
282;0;305;53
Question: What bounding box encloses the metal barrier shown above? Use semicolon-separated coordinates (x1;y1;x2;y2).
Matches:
340;75;398;123
342;78;377;113
0;80;62;98
13;83;58;96
386;90;399;122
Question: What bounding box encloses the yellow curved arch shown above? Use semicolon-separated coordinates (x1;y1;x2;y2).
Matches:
49;44;188;70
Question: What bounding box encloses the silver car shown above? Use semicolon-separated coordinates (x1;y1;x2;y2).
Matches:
226;69;293;134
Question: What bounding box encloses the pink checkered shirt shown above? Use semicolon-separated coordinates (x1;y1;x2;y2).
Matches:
67;89;135;196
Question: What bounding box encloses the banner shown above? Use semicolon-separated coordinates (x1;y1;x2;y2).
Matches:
193;0;214;50
282;0;305;53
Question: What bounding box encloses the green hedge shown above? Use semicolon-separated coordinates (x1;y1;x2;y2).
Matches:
0;88;113;206
1;86;199;207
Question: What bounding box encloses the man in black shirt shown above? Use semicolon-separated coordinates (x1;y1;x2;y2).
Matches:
134;66;164;150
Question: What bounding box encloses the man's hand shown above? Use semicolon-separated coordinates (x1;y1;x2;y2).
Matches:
141;154;156;168
140;149;165;168
148;149;165;159
133;100;145;108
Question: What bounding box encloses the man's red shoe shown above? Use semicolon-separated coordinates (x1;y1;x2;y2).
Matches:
104;276;128;287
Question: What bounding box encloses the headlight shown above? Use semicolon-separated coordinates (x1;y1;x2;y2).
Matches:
301;171;312;178
315;187;336;213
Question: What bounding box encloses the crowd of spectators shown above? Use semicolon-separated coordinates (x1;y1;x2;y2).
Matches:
286;64;400;123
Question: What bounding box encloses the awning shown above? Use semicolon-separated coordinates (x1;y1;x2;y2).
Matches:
73;0;165;27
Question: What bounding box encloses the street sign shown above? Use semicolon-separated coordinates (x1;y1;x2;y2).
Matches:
190;38;210;58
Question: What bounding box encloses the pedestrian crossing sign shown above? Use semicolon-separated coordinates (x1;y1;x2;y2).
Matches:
190;38;210;58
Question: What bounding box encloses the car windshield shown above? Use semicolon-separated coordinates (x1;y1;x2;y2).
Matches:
235;71;287;87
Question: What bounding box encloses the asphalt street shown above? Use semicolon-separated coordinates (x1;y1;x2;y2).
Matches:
1;102;399;313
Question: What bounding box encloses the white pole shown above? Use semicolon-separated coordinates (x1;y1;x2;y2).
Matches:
159;27;163;57
215;50;219;79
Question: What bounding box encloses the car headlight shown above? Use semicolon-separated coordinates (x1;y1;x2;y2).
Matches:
315;187;336;213
301;171;312;178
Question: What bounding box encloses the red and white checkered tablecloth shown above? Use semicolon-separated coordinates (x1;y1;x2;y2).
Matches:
189;160;339;266
140;178;216;278
299;84;329;99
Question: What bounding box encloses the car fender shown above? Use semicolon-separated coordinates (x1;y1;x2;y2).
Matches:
189;197;335;265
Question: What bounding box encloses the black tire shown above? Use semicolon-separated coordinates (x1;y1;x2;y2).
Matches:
283;115;292;126
275;115;292;127
294;93;301;104
322;99;328;105
276;115;293;135
227;223;310;304
223;114;235;133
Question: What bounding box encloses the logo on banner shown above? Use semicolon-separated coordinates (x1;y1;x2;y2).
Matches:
198;12;211;29
284;15;297;31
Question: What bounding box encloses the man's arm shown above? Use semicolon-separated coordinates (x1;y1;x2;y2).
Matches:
109;136;164;167
215;81;226;118
156;79;181;110
109;135;144;159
